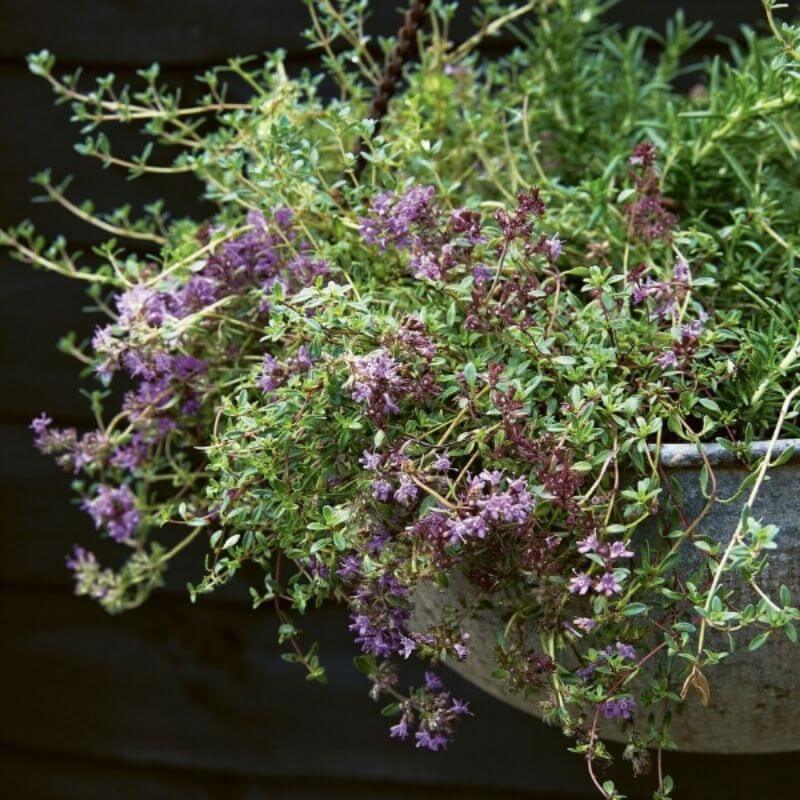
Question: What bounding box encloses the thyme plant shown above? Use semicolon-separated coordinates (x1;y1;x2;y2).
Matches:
4;1;800;796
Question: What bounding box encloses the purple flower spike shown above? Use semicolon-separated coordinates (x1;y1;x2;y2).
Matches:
81;484;140;543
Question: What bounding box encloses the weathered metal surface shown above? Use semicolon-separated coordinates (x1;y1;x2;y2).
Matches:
414;441;800;753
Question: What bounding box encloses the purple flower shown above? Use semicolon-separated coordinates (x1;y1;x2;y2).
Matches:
337;554;361;580
472;264;493;285
616;642;637;661
395;475;419;506
569;572;592;595
673;258;691;283
450;698;471;717
629;141;656;167
450;208;483;244
434;455;452;472
602;697;636;720
399;635;416;659
348;573;412;658
657;349;679;370
359;185;436;251
273;206;293;229
453;632;471;661
410;250;442;281
65;545;113;600
259;347;314;395
446;514;487;545
415;729;449;751
577;533;599;554
595;572;622;597
630;279;652;305
110;433;148;473
30;413;52;437
609;540;634;560
348;349;410;421
573;617;597;633
542;235;563;261
360;451;381;471
81;484;140;543
424;671;445;692
371;479;393;502
390;715;410;740
66;545;95;573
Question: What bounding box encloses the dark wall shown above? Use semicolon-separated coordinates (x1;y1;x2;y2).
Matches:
1;3;798;798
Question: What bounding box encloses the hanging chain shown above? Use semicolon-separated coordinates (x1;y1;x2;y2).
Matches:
352;0;432;178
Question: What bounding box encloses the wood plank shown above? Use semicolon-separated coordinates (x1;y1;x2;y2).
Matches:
2;585;799;799
0;272;103;423
0;743;563;800
0;64;215;243
0;1;789;66
0;587;596;797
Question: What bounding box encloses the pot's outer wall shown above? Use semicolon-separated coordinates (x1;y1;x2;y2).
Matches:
414;453;800;753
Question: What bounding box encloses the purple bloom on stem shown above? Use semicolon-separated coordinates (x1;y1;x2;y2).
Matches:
434;455;452;472
577;533;599;554
446;514;487;545
389;715;410;740
66;545;95;573
657;349;679;370
371;479;393;503
30;413;53;437
616;642;637;661
595;572;622;597
609;540;634;559
272;206;293;229
81;484;140;543
451;207;483;244
394;475;419;506
569;572;592;595
673;258;691;283
573;617;597;633
337;554;361;580
450;698;471;717
415;729;449;751
542;235;563;261
398;635;416;659
410;250;442;281
424;671;444;692
360;451;381;471
472;264;492;285
602;697;636;720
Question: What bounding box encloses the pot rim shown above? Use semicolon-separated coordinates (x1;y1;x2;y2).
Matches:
658;438;800;469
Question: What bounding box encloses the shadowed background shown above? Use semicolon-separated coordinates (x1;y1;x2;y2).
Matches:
1;2;798;798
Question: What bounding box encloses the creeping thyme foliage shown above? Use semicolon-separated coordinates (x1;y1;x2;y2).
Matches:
5;1;800;797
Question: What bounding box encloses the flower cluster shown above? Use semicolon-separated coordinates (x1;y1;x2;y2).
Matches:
447;471;534;545
568;531;634;598
625;141;678;243
82;484;140;543
388;672;470;751
260;346;314;394
12;11;800;797
346;570;413;659
360;184;484;282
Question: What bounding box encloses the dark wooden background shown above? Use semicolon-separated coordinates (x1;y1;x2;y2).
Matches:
2;2;799;798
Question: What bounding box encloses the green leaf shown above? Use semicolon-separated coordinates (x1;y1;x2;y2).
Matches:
463;362;477;386
622;603;649;617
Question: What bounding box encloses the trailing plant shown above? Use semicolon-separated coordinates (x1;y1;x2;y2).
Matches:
4;1;800;797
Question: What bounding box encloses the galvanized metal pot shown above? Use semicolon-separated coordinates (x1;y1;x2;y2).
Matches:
413;440;800;753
